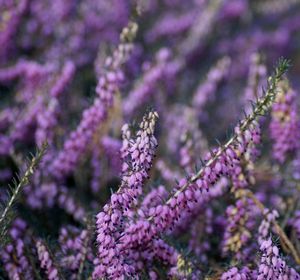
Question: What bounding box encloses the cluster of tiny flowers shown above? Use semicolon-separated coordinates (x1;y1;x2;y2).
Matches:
36;240;59;280
258;238;300;280
49;22;137;179
258;209;279;245
270;80;300;162
140;185;168;214
117;121;262;258
222;197;256;260
35;61;75;147
192;56;231;115
123;48;183;117
94;111;158;279
58;226;93;277
230;121;261;191
0;219;33;280
221;266;255;280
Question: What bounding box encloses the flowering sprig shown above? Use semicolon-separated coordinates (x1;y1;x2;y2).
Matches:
58;225;93;278
220;266;255;280
167;58;290;200
111;59;291;271
140;185;168;214
50;21;138;179
94;110;158;279
222;197;256;259
270;79;300;163
146;58;289;226
123;49;183;117
0;219;33;279
35;61;75;147
192;56;230;114
146;11;197;43
258;238;300;279
36;239;60;280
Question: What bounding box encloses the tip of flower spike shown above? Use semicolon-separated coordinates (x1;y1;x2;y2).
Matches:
120;21;138;43
140;110;159;133
274;57;291;79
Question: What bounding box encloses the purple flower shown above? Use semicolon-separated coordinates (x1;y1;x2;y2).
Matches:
270;81;300;163
36;240;60;280
94;111;158;279
257;238;300;280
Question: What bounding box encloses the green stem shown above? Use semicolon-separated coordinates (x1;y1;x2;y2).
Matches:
0;142;48;245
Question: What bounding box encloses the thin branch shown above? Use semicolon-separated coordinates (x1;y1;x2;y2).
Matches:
0;142;48;246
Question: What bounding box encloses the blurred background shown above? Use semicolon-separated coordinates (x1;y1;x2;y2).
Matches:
1;0;300;278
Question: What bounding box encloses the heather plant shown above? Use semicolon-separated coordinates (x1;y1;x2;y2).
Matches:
1;1;300;279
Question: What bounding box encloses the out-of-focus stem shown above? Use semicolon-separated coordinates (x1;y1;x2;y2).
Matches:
0;142;48;245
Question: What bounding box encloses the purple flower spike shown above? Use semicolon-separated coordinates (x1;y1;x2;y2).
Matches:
270;80;300;163
94;110;158;279
36;240;60;280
